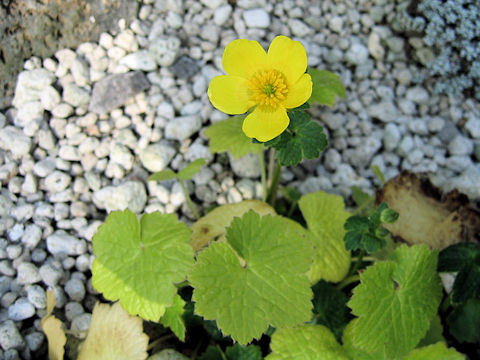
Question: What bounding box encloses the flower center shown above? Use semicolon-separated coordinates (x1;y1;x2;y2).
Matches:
249;69;288;108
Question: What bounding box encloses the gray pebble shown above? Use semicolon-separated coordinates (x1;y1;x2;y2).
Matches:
16;263;41;285
24;332;44;352
448;135;474;156
26;285;46;309
46;231;86;256
64;278;86;302
39;262;64;287
0;320;25;350
8;298;35;321
65;302;84;322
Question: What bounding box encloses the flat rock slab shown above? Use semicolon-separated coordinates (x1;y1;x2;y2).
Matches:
88;71;150;114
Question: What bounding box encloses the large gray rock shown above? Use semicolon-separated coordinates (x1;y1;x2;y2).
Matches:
0;320;25;350
92;181;147;213
88;71;149;114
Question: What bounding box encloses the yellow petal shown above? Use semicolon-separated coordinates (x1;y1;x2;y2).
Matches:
283;73;313;109
267;36;308;86
208;75;255;114
222;39;268;78
242;106;290;142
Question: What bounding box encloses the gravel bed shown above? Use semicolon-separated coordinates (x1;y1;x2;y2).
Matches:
0;0;479;358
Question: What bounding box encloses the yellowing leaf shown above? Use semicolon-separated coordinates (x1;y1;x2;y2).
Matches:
298;192;351;283
41;290;66;360
190;200;276;252
78;302;149;360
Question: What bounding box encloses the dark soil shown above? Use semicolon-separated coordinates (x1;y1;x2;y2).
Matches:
0;0;139;110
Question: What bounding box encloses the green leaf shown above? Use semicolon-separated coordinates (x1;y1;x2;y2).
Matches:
438;242;480;303
417;315;445;347
347;245;442;359
312;281;351;341
160;294;186;341
307;68;346;107
404;342;465;360
298;191;351;283
342;320;382;360
447;298;480;343
148;169;177;182
225;344;263;360
351;186;373;209
189;211;314;344
265;111;328;166
344;202;397;254
92;210;194;321
190;200;276;252
205;116;264;159
199;346;223;360
265;324;350;360
370;164;386;184
177;158;207;180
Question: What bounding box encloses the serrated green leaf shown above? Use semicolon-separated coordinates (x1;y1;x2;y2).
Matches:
160;295;186;341
298;191;351;283
205;116;264;159
148;169;177;182
307;68;346;107
92;210;194;321
438;243;480;303
190;200;276;252
342;320;382;360
177;158;207;180
189;211;314;344
447;298;480;343
266;324;350;360
312;281;351;341
404;342;465;360
265;111;328;166
348;245;442;359
225;344;263;360
351;186;373;209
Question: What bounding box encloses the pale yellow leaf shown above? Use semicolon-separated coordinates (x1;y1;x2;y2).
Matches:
190;200;276;251
41;290;66;360
77;302;149;360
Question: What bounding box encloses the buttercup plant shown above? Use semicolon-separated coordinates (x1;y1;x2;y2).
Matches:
65;35;472;359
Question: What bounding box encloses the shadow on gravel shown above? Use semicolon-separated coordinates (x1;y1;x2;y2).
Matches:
0;0;139;110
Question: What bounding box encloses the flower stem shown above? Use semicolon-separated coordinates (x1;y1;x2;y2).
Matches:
147;333;175;351
336;274;361;290
268;161;282;206
349;249;366;277
179;179;200;220
258;151;267;202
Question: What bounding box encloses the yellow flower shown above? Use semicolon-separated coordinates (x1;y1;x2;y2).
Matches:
207;35;313;142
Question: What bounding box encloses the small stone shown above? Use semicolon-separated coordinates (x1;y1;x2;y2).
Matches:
214;4;232;26
92;181;147;213
139;143;176;172
26;285;46;309
397;136;414;157
62;83;90;107
25;332;44;352
65;278;86;302
0;261;16;277
406;87;429;105
367;102;399;122
169;56;200;79
44;171;72;193
16;263;41;285
290;19;312;37
200;0;226;9
114;30;138;52
12;69;56;108
0;320;25;350
39;262;64;286
0;126;31;157
368;32;385;60
33;157;56;177
14;101;43;128
89;71;150;115
46;232;86;256
109;143;134;171
243;8;270;28
119;51;157;71
448;135;474;156
328;16;344;33
8;298;35;321
465;116;480;138
71;313;92;339
383;123;401;151
65;302;84;321
21;225;42;249
149;37;181;67
165;115;202;141
70;58;90;86
229;153;261;178
345;42;369;65
51;103;74;118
